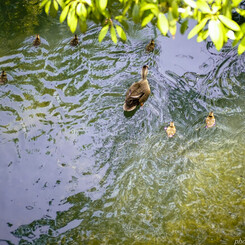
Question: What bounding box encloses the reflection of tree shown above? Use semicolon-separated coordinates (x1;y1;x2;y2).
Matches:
0;0;41;38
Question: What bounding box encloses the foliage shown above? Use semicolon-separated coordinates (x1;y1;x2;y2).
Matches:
40;0;245;54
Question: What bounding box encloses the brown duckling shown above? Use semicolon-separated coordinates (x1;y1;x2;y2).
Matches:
123;65;151;111
33;34;41;47
146;39;155;52
165;122;176;137
0;71;7;85
206;111;215;128
70;34;79;46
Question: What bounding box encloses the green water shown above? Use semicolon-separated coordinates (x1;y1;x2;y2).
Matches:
0;2;245;245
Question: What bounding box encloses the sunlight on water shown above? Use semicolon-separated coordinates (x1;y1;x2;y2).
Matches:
0;12;244;245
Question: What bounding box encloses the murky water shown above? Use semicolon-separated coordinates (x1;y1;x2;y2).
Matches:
0;6;245;245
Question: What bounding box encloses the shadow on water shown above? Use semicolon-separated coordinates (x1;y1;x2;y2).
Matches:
0;7;245;245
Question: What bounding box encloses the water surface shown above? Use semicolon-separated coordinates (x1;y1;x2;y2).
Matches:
0;7;245;245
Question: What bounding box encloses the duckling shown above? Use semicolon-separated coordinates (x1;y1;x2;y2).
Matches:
123;65;151;111
146;39;155;52
33;34;41;47
165;122;176;137
206;111;215;128
70;34;79;46
0;71;7;85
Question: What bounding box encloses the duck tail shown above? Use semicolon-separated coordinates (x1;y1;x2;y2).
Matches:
123;103;136;111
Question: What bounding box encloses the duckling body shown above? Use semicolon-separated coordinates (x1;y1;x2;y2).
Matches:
123;65;151;111
206;111;215;128
33;34;41;47
70;35;79;46
146;39;155;52
0;71;7;85
165;122;176;137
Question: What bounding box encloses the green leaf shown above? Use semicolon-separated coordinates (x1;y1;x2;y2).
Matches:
53;0;59;11
208;20;223;50
45;0;51;15
218;15;240;31
56;0;65;8
67;8;75;27
232;0;242;7
70;14;78;33
157;13;168;35
238;36;245;54
98;24;109;42
197;0;211;13
77;3;87;18
84;0;92;6
142;13;154;27
110;25;117;44
132;4;140;23
171;1;179;19
99;0;108;11
141;3;158;13
60;5;69;23
116;25;127;41
236;8;245;17
184;0;197;8
188;17;209;39
79;19;87;33
197;29;209;42
40;0;49;8
180;19;188;34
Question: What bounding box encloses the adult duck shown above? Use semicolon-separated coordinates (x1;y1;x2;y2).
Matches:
123;65;150;111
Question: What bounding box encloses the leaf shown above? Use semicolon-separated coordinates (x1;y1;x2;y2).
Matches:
232;0;242;7
132;4;140;23
188;17;209;39
79;19;87;33
53;0;59;11
60;5;69;23
171;1;179;19
218;15;240;31
227;30;236;39
116;25;127;41
110;25;117;44
197;29;208;42
99;0;108;11
67;8;75;27
77;3;87;18
142;13;154;27
180;19;188;34
208;20;223;50
98;24;109;42
40;0;49;8
56;0;65;8
70;14;78;33
157;13;168;35
238;36;245;55
141;3;158;13
45;0;51;15
236;8;245;17
84;0;92;6
197;0;211;13
184;0;197;8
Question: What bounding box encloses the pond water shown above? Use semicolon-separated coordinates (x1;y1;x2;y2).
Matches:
0;4;245;245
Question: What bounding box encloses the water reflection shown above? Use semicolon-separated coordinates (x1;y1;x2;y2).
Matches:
0;17;244;244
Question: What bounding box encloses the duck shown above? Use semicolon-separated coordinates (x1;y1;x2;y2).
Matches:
33;34;41;46
0;71;7;85
206;111;215;128
123;65;151;111
70;34;79;46
146;39;155;52
165;122;176;137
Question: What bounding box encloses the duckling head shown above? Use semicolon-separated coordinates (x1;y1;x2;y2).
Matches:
75;34;78;39
170;121;174;127
209;111;214;117
151;39;154;45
